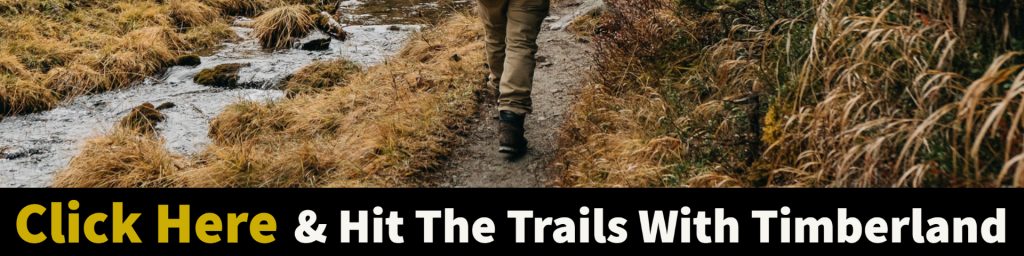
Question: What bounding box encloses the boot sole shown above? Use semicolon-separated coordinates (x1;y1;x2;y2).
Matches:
498;146;527;158
498;146;519;154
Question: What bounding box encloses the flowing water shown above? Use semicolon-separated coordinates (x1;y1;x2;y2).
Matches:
0;0;471;187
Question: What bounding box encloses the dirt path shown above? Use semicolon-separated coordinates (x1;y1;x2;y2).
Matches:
432;0;596;187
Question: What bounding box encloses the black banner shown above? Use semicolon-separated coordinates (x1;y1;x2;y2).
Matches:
4;189;1020;254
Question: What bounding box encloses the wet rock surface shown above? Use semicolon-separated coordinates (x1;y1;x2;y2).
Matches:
300;38;333;51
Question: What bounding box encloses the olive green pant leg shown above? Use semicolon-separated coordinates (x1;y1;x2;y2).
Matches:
478;0;509;89
497;0;549;115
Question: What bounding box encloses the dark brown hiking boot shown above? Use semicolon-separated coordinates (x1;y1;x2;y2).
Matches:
498;110;528;159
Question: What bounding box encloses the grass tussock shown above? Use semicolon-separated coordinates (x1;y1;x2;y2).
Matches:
56;13;488;188
53;103;181;188
1;74;57;115
0;52;30;76
194;63;246;87
251;4;314;49
206;0;282;16
169;0;219;29
42;64;106;97
557;0;1024;188
283;58;361;97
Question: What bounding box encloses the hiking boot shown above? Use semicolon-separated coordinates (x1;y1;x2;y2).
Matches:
498;110;528;158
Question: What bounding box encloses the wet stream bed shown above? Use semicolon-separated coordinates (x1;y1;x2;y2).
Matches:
0;0;471;187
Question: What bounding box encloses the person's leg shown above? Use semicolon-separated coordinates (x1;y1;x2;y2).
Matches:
477;0;509;89
498;0;549;115
496;0;549;158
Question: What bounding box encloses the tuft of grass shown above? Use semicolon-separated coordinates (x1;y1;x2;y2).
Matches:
1;73;57;115
208;100;289;145
251;4;313;49
283;58;361;97
168;0;219;29
566;4;603;38
53;102;183;188
2;36;83;72
111;1;173;33
194;63;246;87
206;0;283;16
118;102;166;135
51;128;182;188
97;27;181;90
182;21;239;51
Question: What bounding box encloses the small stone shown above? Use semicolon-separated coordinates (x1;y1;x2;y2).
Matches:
155;102;177;110
300;38;331;51
388;25;401;31
118;103;166;135
176;55;201;66
544;16;560;22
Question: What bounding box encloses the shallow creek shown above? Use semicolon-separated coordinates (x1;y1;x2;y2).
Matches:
0;0;471;187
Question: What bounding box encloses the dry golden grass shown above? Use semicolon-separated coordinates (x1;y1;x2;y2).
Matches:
555;0;694;187
556;0;1024;188
565;4;603;38
56;13;488;188
42;64;107;98
251;4;313;49
283;58;361;97
0;0;288;118
206;0;283;16
169;0;219;29
52;103;181;188
51;128;182;188
1;74;57;115
182;21;238;51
